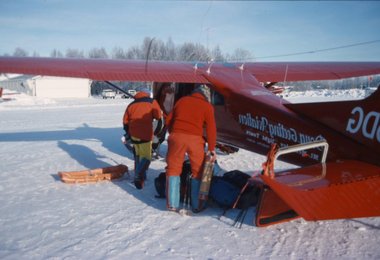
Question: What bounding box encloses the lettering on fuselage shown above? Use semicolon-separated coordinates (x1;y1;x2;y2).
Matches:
238;113;324;144
346;106;380;142
238;113;325;161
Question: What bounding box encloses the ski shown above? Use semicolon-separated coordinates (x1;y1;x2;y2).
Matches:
198;154;215;208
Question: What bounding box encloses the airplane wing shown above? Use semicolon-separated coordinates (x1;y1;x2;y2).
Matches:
1;57;380;84
0;57;209;83
244;62;380;82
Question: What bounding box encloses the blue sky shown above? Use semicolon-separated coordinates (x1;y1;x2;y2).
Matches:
0;0;379;61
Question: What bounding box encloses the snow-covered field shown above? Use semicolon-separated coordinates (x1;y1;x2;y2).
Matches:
0;89;379;259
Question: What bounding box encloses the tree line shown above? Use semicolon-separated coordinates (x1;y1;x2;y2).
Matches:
6;37;254;62
285;75;380;91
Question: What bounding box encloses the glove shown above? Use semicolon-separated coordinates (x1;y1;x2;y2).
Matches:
122;133;131;144
207;150;217;163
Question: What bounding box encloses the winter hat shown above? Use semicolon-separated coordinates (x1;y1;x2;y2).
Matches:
193;84;211;102
137;86;152;95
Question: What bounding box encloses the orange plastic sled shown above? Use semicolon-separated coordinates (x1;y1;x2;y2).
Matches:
58;164;128;184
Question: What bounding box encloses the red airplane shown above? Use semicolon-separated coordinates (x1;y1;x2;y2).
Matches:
1;56;379;226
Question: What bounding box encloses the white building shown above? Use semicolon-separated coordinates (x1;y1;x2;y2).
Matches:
0;74;92;98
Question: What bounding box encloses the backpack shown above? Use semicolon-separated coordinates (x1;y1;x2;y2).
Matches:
209;170;260;209
208;176;241;208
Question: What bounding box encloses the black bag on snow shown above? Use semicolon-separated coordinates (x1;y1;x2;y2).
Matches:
154;160;192;201
223;170;251;189
209;176;241;208
154;172;166;198
209;170;260;209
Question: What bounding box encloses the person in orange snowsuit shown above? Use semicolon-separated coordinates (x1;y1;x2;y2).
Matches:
165;85;217;212
123;87;163;189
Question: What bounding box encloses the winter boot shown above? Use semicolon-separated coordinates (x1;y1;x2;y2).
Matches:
134;155;140;174
191;178;202;213
134;158;150;190
167;176;180;211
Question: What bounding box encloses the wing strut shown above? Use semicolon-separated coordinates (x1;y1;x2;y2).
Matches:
145;37;155;73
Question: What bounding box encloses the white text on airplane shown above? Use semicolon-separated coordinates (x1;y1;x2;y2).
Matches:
346;106;380;142
238;113;324;144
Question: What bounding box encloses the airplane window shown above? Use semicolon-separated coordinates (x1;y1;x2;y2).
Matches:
211;90;225;106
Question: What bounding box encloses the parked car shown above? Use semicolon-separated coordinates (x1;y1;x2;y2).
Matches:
121;89;136;99
128;89;136;96
101;89;116;99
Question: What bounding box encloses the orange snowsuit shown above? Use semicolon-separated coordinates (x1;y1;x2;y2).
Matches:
123;91;162;142
123;91;162;161
123;91;163;190
166;92;217;179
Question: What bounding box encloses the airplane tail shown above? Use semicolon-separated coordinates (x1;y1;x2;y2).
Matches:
284;86;380;154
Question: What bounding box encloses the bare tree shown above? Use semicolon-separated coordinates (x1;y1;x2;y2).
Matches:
151;39;167;61
112;47;127;59
50;49;63;58
141;37;157;60
126;46;142;59
229;48;254;62
165;37;176;61
13;47;28;57
211;45;225;62
177;42;211;61
25;36;253;63
88;47;108;59
65;48;85;58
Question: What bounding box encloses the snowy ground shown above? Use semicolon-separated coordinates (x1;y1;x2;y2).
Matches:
0;89;379;259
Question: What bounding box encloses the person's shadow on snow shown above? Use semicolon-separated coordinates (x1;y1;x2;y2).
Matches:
58;141;113;169
0;123;133;160
55;140;169;212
